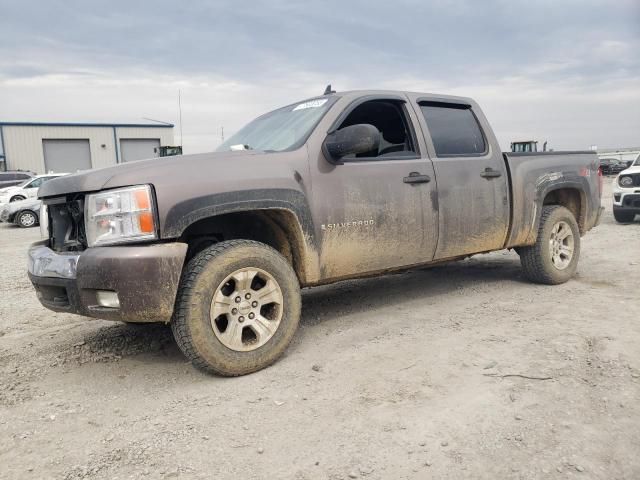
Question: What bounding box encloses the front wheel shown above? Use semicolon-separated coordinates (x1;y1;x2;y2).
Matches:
171;240;301;376
518;206;580;285
16;210;38;228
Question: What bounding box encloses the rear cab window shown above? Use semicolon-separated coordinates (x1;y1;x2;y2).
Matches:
419;102;487;157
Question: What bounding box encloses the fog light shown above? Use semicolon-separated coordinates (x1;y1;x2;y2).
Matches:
96;290;120;308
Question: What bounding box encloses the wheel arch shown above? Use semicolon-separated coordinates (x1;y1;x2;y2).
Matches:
540;186;586;233
15;209;39;226
176;205;317;285
524;182;588;245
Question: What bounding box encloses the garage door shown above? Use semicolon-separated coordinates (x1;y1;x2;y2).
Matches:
43;139;92;173
120;139;161;163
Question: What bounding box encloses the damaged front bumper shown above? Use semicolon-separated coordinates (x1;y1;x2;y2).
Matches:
28;241;187;323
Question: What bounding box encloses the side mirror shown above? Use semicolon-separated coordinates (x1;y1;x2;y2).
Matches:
323;124;380;163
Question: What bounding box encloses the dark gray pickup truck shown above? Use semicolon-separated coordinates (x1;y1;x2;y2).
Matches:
28;89;603;375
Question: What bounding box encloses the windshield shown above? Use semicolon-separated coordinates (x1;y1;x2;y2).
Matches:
635;156;640;166
216;98;334;152
16;178;32;188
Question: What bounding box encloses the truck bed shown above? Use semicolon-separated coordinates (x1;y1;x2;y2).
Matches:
503;151;601;248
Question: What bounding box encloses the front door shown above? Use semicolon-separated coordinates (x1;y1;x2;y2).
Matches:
309;97;439;280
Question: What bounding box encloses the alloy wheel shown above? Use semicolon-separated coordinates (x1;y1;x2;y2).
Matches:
549;220;574;270
210;267;284;352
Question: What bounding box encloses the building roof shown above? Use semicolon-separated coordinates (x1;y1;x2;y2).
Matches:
0;121;174;128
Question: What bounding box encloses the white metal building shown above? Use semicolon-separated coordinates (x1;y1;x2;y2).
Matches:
0;122;174;174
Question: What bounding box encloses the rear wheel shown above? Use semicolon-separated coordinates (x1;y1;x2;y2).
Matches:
171;240;301;376
518;206;580;285
613;209;636;223
16;210;38;228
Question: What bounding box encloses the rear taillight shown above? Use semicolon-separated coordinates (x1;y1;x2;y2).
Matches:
597;167;603;198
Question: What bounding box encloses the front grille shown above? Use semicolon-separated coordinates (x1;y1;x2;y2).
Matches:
623;194;640;208
47;195;87;252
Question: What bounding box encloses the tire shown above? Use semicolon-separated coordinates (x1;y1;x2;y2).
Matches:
613;209;636;223
171;240;301;376
16;210;38;228
518;205;580;285
10;195;26;202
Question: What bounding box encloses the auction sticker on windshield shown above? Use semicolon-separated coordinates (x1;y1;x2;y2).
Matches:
293;99;328;111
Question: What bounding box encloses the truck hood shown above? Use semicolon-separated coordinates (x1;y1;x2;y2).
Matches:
620;165;640;175
38;151;267;198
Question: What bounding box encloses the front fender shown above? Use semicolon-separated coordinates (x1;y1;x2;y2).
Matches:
162;188;315;241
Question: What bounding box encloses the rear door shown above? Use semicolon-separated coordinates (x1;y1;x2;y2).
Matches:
408;96;509;259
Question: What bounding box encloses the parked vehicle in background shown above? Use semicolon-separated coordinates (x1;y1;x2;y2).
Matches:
510;140;549;153
612;157;640;223
158;146;183;157
0;170;34;188
599;158;628;175
0;173;67;204
29;89;603;376
0;197;42;227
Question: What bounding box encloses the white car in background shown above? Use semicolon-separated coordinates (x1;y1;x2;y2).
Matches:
0;173;67;204
612;156;640;223
0;197;42;228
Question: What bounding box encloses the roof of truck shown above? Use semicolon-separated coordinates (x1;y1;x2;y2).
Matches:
323;89;475;103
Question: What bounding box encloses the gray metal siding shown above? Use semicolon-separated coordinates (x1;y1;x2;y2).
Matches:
2;125;174;173
43;139;92;173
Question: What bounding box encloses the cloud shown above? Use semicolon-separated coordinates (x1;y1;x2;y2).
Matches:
1;0;639;152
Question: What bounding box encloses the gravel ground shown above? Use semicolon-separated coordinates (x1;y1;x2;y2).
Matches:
0;181;638;480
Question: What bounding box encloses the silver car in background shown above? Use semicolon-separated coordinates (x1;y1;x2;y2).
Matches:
0;197;42;228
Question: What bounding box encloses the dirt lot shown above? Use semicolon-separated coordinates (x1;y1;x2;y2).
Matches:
0;182;638;480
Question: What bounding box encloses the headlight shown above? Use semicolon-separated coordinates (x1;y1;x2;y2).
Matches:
85;185;157;247
619;175;633;187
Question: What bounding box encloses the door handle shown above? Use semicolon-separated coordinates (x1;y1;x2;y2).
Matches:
480;167;502;179
403;172;431;184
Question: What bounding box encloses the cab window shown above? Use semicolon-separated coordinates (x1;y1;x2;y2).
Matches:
336;100;417;159
420;102;486;157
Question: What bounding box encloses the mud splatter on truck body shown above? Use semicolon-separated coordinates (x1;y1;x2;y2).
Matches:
31;89;601;324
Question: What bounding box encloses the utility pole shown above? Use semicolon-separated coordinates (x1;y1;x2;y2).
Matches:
178;90;183;149
221;126;224;142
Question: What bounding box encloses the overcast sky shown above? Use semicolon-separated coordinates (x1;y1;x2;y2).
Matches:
1;0;638;152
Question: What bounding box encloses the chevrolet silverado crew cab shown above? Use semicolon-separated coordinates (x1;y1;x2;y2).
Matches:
612;156;640;223
28;89;603;376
